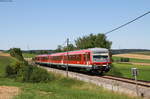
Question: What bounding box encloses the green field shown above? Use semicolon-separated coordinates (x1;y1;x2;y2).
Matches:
107;63;150;81
131;51;150;56
0;56;141;99
23;53;36;58
112;56;150;63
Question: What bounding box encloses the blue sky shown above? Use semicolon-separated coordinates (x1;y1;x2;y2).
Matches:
0;0;150;50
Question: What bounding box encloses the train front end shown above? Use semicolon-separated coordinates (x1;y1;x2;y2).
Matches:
90;48;111;73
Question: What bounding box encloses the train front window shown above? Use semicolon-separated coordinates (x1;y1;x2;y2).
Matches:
93;55;108;62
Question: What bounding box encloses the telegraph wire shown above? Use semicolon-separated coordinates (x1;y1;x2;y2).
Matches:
105;11;150;35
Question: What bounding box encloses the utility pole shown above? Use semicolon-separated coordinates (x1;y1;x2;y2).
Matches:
66;38;69;77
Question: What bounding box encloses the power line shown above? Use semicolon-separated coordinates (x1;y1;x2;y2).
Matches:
105;11;150;35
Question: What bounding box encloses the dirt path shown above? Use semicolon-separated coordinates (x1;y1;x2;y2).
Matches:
0;51;10;57
113;54;150;60
0;86;20;99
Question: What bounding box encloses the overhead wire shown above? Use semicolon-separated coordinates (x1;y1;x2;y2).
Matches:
105;11;150;35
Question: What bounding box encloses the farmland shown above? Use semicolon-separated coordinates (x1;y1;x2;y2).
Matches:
111;53;150;81
112;56;150;64
113;53;150;60
131;51;150;56
107;63;150;81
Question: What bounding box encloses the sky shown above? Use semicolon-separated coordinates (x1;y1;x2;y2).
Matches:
0;0;150;50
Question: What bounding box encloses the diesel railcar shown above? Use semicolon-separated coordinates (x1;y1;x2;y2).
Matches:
34;48;111;74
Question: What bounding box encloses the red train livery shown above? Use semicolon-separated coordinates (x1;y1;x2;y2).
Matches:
34;48;111;74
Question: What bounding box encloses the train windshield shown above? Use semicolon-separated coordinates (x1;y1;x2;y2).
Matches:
93;55;108;62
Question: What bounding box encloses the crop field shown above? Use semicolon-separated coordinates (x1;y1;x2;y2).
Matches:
113;54;150;60
107;63;150;81
0;54;141;99
112;56;150;64
131;51;150;56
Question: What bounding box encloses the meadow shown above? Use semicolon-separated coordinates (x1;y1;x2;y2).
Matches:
131;51;150;56
23;53;36;58
0;55;141;99
107;63;150;81
112;56;150;63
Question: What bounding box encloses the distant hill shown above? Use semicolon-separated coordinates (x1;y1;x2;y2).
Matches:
111;49;150;55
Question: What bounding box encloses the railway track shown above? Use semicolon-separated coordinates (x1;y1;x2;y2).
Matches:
34;63;150;88
100;76;150;88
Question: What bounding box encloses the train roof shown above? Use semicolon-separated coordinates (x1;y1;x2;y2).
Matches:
36;48;109;57
36;54;50;57
88;48;109;52
51;48;109;56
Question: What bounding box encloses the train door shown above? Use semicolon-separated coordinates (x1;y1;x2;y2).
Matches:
85;52;90;65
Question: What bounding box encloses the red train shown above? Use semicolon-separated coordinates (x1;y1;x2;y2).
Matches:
34;48;112;74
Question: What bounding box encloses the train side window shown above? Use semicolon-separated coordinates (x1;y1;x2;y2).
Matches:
83;54;90;61
76;54;81;61
87;54;90;61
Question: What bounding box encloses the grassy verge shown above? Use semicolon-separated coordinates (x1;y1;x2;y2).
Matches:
0;56;16;76
107;63;150;81
0;77;141;99
112;56;150;63
0;56;142;99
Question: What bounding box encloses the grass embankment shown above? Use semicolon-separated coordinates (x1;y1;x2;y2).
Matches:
107;63;150;81
0;56;16;76
0;56;141;99
112;56;150;63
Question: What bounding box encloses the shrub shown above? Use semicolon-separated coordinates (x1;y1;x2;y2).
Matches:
17;65;54;83
17;65;33;82
6;47;54;83
5;65;15;78
29;66;53;83
9;48;24;61
120;58;130;62
5;61;23;77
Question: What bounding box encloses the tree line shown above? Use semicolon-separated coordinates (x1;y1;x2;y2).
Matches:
55;33;112;52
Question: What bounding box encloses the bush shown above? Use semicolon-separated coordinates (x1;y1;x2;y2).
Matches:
5;61;54;83
16;65;54;83
5;65;16;78
29;66;53;83
9;48;24;61
6;47;54;83
17;65;33;82
120;58;130;62
5;61;23;77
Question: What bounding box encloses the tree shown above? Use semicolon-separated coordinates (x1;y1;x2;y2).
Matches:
9;48;24;61
55;45;63;52
63;44;76;51
75;33;112;49
95;34;112;49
